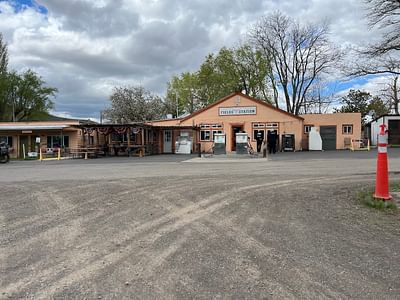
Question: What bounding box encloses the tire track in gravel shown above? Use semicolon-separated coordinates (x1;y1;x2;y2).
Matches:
0;181;167;246
0;175;374;298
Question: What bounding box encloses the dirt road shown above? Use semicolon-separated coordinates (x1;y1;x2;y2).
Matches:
1;153;399;299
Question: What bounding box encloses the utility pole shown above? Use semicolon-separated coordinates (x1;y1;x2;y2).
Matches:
175;91;179;118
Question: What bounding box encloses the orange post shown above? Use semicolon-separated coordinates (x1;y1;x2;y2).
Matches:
374;124;392;200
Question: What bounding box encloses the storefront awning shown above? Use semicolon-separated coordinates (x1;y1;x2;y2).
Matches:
0;125;69;131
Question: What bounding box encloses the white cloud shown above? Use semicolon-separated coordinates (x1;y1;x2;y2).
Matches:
0;0;390;118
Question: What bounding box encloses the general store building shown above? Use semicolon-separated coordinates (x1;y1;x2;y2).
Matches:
150;92;362;153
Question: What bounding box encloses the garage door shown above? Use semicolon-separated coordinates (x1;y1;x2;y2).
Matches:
320;126;336;150
388;120;400;145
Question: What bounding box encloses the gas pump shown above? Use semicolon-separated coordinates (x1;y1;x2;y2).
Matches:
235;132;248;154
213;133;226;155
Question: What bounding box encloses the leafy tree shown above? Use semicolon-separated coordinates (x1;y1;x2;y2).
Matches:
165;44;272;117
104;85;166;123
368;95;390;119
0;70;57;121
6;70;56;121
335;89;390;124
0;34;56;121
251;11;341;114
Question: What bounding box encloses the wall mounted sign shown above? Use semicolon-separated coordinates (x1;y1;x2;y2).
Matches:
219;106;256;116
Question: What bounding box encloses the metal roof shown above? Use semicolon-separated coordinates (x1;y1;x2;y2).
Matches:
0;125;70;131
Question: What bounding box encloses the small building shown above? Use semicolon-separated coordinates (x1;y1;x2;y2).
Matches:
367;114;400;146
301;113;362;150
0;120;88;159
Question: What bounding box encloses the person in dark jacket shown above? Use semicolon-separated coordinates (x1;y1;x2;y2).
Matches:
256;131;264;153
267;130;277;154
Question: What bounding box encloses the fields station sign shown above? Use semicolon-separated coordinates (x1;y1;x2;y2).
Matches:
219;106;257;116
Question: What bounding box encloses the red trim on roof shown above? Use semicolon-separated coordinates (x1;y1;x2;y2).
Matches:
179;92;303;122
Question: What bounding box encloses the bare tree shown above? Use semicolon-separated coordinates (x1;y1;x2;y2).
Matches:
301;80;338;114
250;11;341;115
0;33;8;74
349;1;400;76
365;0;400;55
381;75;400;113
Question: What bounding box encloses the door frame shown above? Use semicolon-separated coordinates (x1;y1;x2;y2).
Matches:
163;130;172;153
320;125;337;150
231;125;243;151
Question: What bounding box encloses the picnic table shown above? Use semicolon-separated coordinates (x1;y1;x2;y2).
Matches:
109;144;146;157
68;146;104;159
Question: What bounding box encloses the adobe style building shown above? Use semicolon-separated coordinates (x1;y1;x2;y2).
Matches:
149;92;362;153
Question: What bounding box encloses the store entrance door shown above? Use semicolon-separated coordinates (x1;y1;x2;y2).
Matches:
19;135;29;158
163;130;172;153
231;126;243;151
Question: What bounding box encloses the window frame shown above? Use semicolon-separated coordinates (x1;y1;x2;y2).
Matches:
47;135;70;148
342;124;353;135
212;130;224;140
200;130;211;141
304;125;313;134
252;129;265;142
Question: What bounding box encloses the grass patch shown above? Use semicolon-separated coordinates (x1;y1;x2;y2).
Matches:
390;182;400;192
357;190;397;210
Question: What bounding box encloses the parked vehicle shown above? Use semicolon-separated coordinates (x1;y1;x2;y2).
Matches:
0;141;10;163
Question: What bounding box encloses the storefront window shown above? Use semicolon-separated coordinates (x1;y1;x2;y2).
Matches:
253;130;265;141
47;136;69;148
212;130;223;140
111;133;128;142
0;136;13;147
200;130;211;141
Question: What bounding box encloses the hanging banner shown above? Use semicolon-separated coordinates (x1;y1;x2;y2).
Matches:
219;106;256;116
97;127;112;135
131;127;141;134
83;128;94;134
114;127;127;134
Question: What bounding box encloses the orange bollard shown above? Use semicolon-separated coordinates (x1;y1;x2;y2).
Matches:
374;124;392;200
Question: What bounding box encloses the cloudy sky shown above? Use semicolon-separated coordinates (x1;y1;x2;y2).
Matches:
0;0;390;119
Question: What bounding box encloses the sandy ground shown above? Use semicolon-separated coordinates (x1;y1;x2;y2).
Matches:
0;150;399;299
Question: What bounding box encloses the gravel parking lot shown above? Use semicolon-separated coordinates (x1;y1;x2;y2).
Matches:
1;150;400;299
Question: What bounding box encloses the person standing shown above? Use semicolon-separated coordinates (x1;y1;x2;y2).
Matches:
267;130;277;154
256;131;264;153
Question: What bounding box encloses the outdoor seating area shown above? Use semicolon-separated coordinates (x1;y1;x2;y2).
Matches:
71;123;158;159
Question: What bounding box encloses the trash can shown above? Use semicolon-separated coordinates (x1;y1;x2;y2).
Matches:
282;134;295;152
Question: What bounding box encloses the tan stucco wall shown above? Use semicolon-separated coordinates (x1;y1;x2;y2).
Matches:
300;113;361;149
